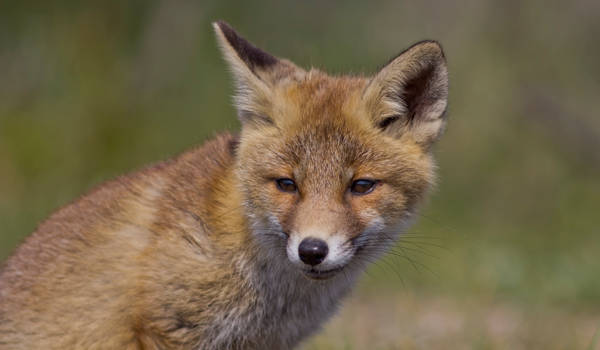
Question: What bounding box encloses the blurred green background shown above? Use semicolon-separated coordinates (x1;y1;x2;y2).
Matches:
1;1;599;349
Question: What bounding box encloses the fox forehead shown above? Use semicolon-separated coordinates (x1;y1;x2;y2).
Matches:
272;70;369;127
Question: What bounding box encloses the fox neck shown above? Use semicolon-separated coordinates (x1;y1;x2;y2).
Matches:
243;237;359;347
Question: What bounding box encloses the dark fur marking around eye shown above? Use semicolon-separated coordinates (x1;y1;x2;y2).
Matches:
350;179;377;195
378;115;400;129
276;178;297;193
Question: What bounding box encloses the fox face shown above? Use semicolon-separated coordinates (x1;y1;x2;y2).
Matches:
214;22;447;280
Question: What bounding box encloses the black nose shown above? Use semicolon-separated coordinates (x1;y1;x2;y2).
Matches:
298;238;329;266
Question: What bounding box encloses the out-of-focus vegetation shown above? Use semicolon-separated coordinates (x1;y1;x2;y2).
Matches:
1;1;598;348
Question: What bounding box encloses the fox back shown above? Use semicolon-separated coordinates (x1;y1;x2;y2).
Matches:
0;21;448;349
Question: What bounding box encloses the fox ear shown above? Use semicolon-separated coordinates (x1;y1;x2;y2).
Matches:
213;21;301;125
364;41;448;147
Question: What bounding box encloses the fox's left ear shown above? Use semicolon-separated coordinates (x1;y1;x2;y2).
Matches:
364;41;448;147
213;21;304;126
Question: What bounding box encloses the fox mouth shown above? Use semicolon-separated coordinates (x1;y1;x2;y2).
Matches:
301;265;345;280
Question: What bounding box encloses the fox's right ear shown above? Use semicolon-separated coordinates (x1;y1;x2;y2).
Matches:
213;21;303;126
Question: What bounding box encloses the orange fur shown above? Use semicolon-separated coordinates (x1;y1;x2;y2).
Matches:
0;21;448;349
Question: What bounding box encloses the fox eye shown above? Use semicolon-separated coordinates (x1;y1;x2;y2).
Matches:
350;179;377;195
378;115;400;129
276;178;297;193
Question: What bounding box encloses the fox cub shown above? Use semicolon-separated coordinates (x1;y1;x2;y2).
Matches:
0;21;448;349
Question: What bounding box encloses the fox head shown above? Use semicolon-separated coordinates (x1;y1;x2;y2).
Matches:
214;21;448;280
